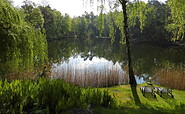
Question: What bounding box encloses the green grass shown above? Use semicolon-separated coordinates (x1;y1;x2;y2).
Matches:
96;83;185;113
94;107;169;114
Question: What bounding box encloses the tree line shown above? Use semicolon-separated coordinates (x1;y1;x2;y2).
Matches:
11;0;185;45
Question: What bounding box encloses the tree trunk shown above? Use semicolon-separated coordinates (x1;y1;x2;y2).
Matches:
120;0;137;85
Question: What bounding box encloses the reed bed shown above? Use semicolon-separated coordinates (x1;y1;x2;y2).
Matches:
52;65;128;87
153;68;185;90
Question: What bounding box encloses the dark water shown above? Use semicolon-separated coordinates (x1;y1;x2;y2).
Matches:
48;38;185;87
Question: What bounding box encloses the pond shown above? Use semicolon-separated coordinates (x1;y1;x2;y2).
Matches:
48;38;185;88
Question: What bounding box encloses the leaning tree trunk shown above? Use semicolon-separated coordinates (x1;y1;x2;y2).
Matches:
120;0;137;85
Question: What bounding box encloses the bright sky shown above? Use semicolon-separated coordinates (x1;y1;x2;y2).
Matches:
12;0;167;17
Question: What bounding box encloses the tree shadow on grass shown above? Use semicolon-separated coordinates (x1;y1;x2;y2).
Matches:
144;94;158;101
130;84;141;105
157;94;174;100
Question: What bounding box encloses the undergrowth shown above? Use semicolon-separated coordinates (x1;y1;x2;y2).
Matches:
0;78;113;113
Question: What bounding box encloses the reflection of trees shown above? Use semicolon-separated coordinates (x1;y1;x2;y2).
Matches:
92;40;185;75
48;39;76;64
132;45;185;76
48;38;185;81
75;38;127;64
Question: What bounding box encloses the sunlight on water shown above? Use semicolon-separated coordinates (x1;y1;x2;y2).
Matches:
55;54;122;71
51;53;145;87
52;53;128;87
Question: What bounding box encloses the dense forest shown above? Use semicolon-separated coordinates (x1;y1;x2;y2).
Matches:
14;0;184;45
8;0;185;44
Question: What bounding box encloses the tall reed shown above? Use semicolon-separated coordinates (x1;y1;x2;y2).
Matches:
52;65;128;87
153;67;185;90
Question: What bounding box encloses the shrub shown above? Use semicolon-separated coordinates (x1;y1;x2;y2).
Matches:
0;78;113;113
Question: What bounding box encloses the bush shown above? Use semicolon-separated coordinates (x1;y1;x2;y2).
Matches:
0;78;113;113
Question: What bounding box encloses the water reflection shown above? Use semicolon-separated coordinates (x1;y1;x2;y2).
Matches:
48;38;185;88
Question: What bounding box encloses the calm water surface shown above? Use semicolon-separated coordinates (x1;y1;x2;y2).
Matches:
48;38;185;87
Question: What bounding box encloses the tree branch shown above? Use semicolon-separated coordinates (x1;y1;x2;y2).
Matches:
118;0;123;5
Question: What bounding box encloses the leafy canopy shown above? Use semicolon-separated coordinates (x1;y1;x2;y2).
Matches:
167;0;185;41
0;0;48;77
86;0;147;43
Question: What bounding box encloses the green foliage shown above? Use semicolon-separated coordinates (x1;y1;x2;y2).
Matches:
91;0;148;43
167;0;185;41
21;0;44;29
39;6;72;39
39;5;54;39
75;16;89;37
130;0;171;44
0;0;47;77
30;8;44;29
106;10;115;43
62;14;72;35
136;2;147;31
127;1;147;31
0;78;113;113
113;10;125;44
98;5;105;37
73;12;99;38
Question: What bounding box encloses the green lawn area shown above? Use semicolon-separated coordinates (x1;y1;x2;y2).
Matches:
95;83;185;113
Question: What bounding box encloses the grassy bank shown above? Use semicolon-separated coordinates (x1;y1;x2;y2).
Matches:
0;78;185;113
96;83;185;113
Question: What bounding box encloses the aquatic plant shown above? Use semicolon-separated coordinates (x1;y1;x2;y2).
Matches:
153;66;185;90
52;65;128;87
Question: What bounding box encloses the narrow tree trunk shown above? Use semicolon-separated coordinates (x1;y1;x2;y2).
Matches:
120;0;137;85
